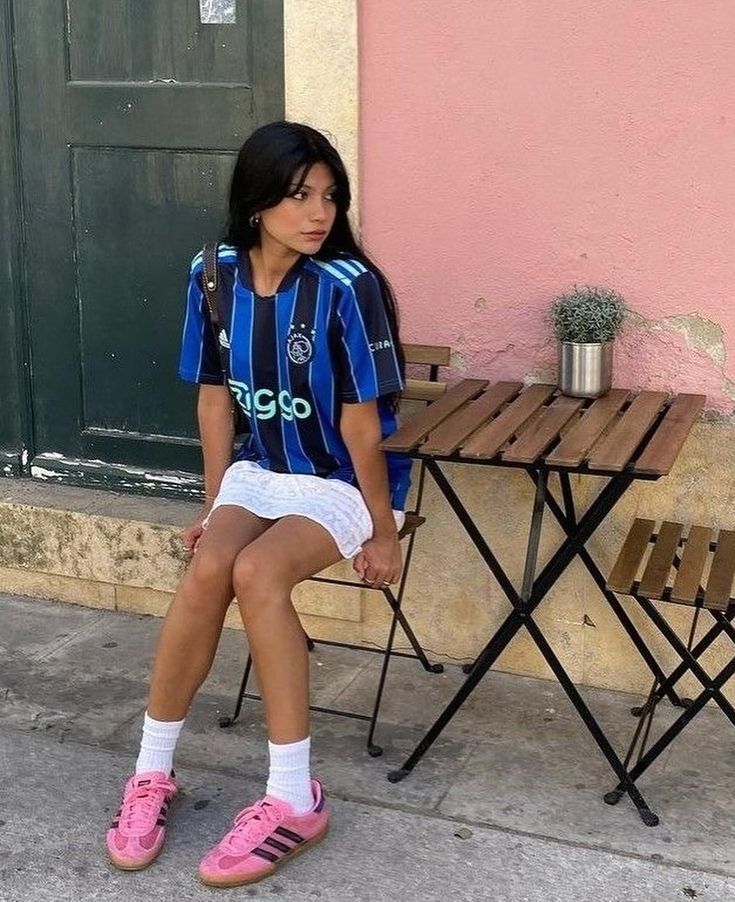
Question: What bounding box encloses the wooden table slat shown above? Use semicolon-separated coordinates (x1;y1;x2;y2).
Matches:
500;407;543;454
587;391;668;472
705;529;735;611
379;378;488;453
607;518;656;594
459;384;557;459
639;521;684;598
421;381;523;455
502;395;585;463
545;389;631;467
633;393;706;476
671;525;711;604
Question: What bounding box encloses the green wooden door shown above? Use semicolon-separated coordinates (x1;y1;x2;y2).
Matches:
13;0;283;495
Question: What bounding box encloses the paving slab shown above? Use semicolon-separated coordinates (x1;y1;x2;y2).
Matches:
2;593;735;900
1;729;734;902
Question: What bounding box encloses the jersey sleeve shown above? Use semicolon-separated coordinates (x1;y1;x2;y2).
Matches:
334;269;405;403
178;257;226;385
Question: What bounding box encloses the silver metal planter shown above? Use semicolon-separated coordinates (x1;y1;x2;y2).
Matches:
558;341;613;398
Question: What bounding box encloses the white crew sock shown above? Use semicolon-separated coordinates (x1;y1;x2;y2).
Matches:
135;712;185;775
265;737;313;814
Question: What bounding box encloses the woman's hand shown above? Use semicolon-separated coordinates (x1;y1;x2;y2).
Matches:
340;400;403;587
353;533;403;588
182;502;213;554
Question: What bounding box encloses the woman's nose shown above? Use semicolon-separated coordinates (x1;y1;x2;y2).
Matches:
310;198;328;220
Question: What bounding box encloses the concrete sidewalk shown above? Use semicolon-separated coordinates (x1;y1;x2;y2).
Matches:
1;592;734;901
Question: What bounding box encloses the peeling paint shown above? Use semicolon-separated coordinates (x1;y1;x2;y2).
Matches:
525;368;557;384
723;378;735;401
617;309;735;415
30;467;59;480
661;314;725;366
489;343;517;364
26;453;203;499
143;472;193;485
450;349;468;372
629;310;726;367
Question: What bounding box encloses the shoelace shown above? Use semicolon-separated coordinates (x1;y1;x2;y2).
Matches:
221;800;281;853
119;779;175;835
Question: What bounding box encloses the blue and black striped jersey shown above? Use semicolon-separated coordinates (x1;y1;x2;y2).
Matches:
179;245;411;508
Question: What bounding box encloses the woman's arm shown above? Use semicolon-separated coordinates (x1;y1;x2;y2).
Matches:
198;384;236;503
182;384;235;551
340;400;402;586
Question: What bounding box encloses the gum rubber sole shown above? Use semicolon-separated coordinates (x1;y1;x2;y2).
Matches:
198;824;330;888
106;846;163;871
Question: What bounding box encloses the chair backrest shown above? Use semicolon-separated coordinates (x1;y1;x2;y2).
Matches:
402;343;451;401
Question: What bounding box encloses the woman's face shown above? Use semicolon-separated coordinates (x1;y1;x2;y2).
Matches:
258;162;338;257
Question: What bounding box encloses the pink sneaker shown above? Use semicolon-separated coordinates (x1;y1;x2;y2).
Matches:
198;780;329;887
105;771;178;870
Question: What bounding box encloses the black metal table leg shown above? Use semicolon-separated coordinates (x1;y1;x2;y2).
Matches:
463;467;548;674
388;606;526;782
389;467;633;782
524;615;658;825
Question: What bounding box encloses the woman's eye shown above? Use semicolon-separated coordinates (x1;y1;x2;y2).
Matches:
325;193;336;203
291;190;306;200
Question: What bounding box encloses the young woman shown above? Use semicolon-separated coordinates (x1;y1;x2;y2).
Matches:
105;121;410;888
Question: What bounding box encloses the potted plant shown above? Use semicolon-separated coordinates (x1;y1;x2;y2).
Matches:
551;286;627;398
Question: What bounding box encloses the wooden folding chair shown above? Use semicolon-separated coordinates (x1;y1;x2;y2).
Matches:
219;344;451;756
604;518;735;823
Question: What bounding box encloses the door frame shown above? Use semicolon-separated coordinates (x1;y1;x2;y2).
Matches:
0;0;33;477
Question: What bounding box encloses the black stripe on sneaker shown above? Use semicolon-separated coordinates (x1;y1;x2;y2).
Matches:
251;847;279;863
275;826;304;844
264;836;291;854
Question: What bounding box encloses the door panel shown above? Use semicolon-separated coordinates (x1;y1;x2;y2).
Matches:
67;0;251;83
74;148;234;439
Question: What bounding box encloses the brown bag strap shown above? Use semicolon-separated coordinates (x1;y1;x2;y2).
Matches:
201;242;220;326
200;242;229;377
199;243;249;439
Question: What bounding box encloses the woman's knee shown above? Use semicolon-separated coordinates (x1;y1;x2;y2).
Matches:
232;550;293;612
184;545;234;598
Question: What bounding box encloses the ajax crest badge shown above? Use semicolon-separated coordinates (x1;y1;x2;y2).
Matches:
287;323;315;365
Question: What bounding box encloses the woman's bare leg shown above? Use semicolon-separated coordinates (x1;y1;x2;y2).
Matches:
231;516;342;742
146;506;272;720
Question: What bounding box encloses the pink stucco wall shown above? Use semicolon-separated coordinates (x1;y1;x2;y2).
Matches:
359;1;735;411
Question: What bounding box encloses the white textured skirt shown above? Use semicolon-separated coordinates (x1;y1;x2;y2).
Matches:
206;460;405;559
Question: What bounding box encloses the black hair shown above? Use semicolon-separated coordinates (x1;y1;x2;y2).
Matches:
223;121;404;409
